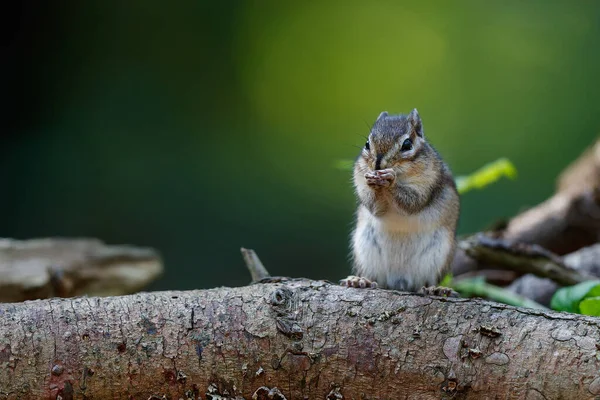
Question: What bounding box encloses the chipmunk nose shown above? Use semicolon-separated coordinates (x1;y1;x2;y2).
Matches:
374;154;384;170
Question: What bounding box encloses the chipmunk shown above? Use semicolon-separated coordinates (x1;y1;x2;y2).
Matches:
341;109;460;293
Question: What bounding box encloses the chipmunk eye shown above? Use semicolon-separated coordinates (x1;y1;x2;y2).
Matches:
365;141;370;150
401;138;413;152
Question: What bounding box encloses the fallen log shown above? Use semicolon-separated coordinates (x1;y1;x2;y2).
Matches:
1;279;600;399
0;238;163;302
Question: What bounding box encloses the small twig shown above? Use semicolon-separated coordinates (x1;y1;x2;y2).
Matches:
240;247;271;282
459;234;595;286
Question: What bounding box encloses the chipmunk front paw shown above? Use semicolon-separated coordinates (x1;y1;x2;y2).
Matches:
365;169;395;187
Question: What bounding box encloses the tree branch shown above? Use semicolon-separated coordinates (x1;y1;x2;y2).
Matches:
2;280;600;399
459;234;595;286
0;238;163;302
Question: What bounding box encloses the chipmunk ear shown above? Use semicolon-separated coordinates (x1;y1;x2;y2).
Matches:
408;108;423;138
376;111;388;122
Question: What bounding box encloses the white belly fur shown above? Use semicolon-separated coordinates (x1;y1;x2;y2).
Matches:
351;207;452;290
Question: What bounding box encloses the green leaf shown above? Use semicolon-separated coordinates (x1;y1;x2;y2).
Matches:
439;273;453;287
451;275;486;297
587;284;600;297
455;158;518;195
451;276;547;310
579;297;600;316
550;280;600;313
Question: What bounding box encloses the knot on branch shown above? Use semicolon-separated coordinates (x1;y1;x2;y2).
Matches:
269;287;303;341
269;287;294;310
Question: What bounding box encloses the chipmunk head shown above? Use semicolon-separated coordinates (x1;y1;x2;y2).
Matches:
358;109;428;174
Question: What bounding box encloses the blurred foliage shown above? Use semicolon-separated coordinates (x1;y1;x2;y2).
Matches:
455;159;517;195
451;276;547;310
551;281;600;315
439;274;453;288
3;1;600;291
580;297;600;316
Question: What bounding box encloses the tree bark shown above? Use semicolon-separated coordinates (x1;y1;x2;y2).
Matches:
502;138;600;255
2;279;600;399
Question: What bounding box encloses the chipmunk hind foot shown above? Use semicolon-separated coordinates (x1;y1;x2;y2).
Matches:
340;275;378;289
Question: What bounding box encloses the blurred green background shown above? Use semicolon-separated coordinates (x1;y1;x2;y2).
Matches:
3;0;599;291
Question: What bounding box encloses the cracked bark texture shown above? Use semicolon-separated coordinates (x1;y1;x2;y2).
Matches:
2;280;600;399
